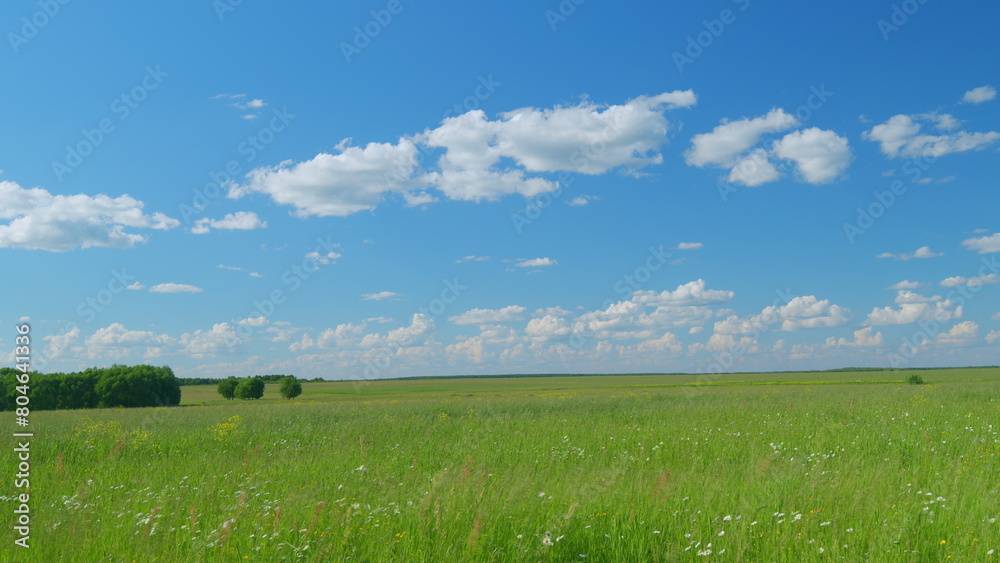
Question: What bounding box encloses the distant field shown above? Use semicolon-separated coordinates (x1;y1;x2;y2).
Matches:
179;367;1000;406
3;368;999;561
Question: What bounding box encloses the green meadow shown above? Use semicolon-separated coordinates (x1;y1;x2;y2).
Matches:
2;368;999;561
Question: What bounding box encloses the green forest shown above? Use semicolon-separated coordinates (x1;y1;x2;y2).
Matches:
0;364;181;411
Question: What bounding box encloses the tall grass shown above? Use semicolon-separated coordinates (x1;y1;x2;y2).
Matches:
2;380;998;561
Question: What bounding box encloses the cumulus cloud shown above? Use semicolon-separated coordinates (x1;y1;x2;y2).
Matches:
180;323;239;357
939;274;1000;288
825;327;884;348
876;246;944;261
0;180;178;251
631;280;733;306
231;91;696;216
230;138;421;217
685;110;850;186
865;293;962;325
961;232;1000;254
525;314;572;341
191;211;267;234
887;280;921;290
726;148;781;186
863;113;999;158
449;305;526;325
685;108;799;167
149;283;204;294
770;127;851;184
935;321;979;345
714;295;850;334
987;330;1000;344
961;85;996;104
86;323;174;360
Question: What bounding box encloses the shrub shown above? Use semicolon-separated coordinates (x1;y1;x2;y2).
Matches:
906;374;925;385
234;377;265;400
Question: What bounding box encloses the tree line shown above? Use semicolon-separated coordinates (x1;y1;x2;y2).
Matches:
177;374;321;386
0;365;181;411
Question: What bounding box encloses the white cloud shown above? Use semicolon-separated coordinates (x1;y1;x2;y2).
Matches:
525;314;571;341
86;323;174;360
987;330;1000;344
237;316;269;327
714;295;850;334
961;85;997;104
126;282;145;291
961;232;1000;254
149;283;204;294
866;296;962;325
230;138;421;217
44;326;81;359
863;113;1000;158
631;280;733;306
402;191;438;207
726;148;781;187
887;280;921;290
231;92;695;215
180;323;239;357
825;327;884;347
940;274;1000;287
191;211;267;234
567;195;599;206
876;246;944;261
935;321;979;345
676;242;703;250
515;257;557;268
360;314;435;348
685;108;799;167
0;180;178;251
455;255;491;263
771;127;851;184
362;291;400;301
449;305;526;325
305;251;342;265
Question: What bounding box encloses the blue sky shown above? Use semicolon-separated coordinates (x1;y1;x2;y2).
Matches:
2;0;999;380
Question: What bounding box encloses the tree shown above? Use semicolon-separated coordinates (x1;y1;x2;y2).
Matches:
279;377;302;400
234;377;265;400
217;377;239;400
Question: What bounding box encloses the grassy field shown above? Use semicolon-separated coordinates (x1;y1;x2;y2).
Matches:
3;368;999;561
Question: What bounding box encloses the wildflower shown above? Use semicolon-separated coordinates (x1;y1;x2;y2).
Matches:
538;492;545;498
723;515;732;521
819;547;825;553
542;532;553;546
940;540;947;546
556;535;564;542
750;521;758;526
986;549;994;555
718;531;725;536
